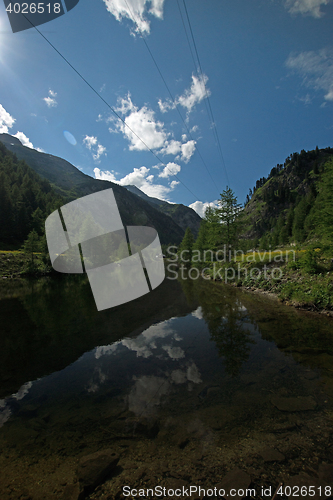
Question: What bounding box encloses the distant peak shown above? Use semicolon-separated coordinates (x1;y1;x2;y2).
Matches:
0;133;23;147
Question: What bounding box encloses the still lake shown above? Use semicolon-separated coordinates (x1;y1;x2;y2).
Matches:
0;274;333;499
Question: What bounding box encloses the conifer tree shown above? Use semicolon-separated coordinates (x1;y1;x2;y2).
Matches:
193;220;208;256
23;229;41;264
204;206;221;250
218;187;242;259
178;228;194;266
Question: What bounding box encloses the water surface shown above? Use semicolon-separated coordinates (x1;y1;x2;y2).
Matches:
0;276;332;499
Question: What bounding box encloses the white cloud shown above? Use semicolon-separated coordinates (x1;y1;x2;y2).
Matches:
157;98;174;113
117;165;151;187
83;135;107;161
43;89;57;108
178;74;210;113
162;345;185;360
0;104;15;133
132;178;173;200
160;138;196;163
160;139;182;156
192;306;203;320
112;94;198;163
83;135;97;148
103;0;165;35
13;132;33;149
299;93;313;104
181;140;196;163
116;94;167;151
93;168;117;182
94;163;178;201
95;143;107;159
187;362;202;384
158;162;181;178
286;48;333;102
285;0;330;18
189;200;219;218
158;74;210;115
115;93;136;115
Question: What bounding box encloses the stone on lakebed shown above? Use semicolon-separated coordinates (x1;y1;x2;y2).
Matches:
76;449;119;498
271;396;317;412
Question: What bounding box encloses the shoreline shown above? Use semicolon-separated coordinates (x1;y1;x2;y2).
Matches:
0;250;52;279
192;258;333;317
232;281;333;317
2;251;333;317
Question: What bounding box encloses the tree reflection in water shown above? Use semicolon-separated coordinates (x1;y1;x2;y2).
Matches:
179;277;255;377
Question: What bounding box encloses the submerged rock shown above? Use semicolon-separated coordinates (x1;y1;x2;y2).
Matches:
76;449;119;498
260;447;285;462
271;396;317;412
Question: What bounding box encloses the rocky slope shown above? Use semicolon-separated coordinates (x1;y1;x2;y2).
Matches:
242;146;333;239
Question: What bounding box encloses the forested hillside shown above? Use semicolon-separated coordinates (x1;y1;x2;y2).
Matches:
0;142;63;246
179;146;333;259
0;136;187;246
242;146;333;247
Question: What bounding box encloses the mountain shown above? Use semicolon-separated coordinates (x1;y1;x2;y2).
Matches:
0;134;186;245
0;140;63;245
124;184;202;237
241;146;333;245
124;184;166;208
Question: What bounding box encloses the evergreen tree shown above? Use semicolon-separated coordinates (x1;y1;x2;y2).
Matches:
285;207;294;238
0;143;63;246
203;206;222;251
218;186;241;259
308;159;333;240
292;194;313;243
193;220;208;256
32;207;45;235
178;228;194;266
23;229;41;264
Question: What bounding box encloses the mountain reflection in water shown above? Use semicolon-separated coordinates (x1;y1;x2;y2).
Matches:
0;275;332;499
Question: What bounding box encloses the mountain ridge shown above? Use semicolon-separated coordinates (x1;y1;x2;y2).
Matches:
0;134;186;245
241;146;333;244
124;184;201;237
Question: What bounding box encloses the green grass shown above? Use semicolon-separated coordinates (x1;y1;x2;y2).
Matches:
193;244;333;311
0;251;50;277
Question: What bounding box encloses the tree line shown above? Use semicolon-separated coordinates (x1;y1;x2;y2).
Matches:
178;151;333;260
178;186;242;264
0;142;63;248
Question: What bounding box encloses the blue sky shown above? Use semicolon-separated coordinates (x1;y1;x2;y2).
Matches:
0;0;332;216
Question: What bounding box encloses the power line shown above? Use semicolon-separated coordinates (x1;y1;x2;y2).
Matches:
181;0;230;189
20;13;201;202
123;0;221;198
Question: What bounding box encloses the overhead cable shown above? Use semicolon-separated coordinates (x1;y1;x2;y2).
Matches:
20;13;201;202
123;0;221;198
181;0;230;188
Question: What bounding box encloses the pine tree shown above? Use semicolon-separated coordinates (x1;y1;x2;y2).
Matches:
309;159;333;240
292;198;310;243
218;187;242;259
204;206;222;250
23;229;41;264
178;228;195;266
193;220;208;256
